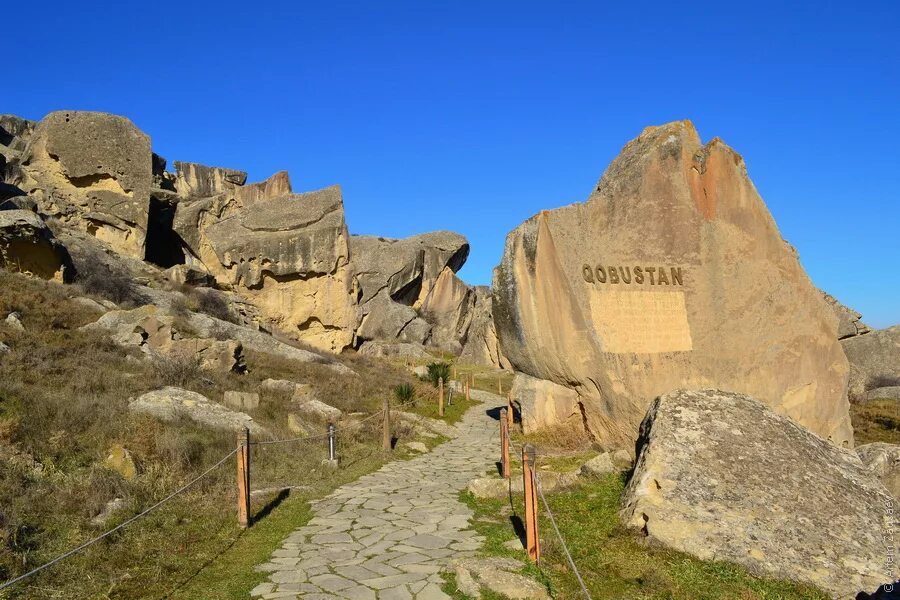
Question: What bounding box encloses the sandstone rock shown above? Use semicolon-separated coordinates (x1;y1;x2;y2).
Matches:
578;452;616;477
412;365;429;378
868;386;900;401
293;396;342;422
0;210;72;282
822;291;871;339
467;471;577;499
176;185;358;352
172;161;247;198
130;387;264;433
494;121;853;448
358;340;432;360
842;326;900;403
287;413;314;435
355;294;431;344
13;111;152;259
459;287;511;369
260;378;304;395
223;391;260;411
452;557;549;600
91;497;125;526
350;231;469;308
857;443;900;501
419;267;475;353
405;441;428;453
395;411;458;439
165;264;213;287
4;311;24;332
104;445;137;480
71;296;110;313
0;115;35;150
0;196;37;212
621;389;895;598
511;373;582;434
0;341;9;355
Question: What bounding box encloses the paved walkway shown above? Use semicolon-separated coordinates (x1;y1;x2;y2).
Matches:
251;393;501;599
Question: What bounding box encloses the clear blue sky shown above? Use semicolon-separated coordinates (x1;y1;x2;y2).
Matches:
6;2;898;327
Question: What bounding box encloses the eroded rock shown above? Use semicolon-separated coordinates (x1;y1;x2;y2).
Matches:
621;389;895;598
130;387;265;433
459;287;511;369
842;325;900;403
0;210;72;282
494;121;853;448
857;442;900;501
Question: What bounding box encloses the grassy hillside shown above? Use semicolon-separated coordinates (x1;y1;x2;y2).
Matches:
0;271;436;599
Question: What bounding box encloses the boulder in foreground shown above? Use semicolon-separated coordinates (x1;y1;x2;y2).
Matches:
621;389;896;598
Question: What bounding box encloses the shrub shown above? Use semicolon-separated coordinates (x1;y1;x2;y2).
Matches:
149;355;205;389
194;290;238;324
393;383;416;405
426;362;451;387
76;263;147;308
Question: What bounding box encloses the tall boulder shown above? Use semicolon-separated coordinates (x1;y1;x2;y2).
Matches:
12;111;153;259
459;287;511;369
621;389;895;599
419;267;475;353
494;121;852;448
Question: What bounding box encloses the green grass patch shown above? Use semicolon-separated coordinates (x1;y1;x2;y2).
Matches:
457;475;829;599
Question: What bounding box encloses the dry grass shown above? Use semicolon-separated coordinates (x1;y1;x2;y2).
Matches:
0;270;424;599
851;399;900;445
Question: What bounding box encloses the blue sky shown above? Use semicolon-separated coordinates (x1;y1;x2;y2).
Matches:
6;1;898;327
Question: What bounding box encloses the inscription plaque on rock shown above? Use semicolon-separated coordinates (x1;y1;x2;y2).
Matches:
589;290;693;353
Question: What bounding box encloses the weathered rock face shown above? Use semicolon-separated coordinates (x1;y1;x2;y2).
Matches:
857;442;900;501
842;326;900;403
459;287;511;369
175;184;358;352
419;267;475;353
621;389;896;598
13;111;153;259
130;387;265;434
494;121;852;448
0;210;72;281
822;291;872;340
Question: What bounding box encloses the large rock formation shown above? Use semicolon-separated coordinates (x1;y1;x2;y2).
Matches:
842;325;900;402
621;389;896;598
12;111;153;259
494;121;852;448
173;178;358;352
419;267;475;353
459;286;511;369
350;232;469;348
822;291;872;340
0;210;72;282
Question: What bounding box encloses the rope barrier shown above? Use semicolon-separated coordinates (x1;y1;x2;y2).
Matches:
251;410;386;446
535;471;592;600
0;447;239;593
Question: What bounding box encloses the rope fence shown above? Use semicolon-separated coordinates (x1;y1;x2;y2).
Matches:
0;405;393;594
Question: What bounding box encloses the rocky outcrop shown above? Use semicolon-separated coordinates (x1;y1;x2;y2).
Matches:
174;183;358;352
621;389;896;598
12;111;153;259
130;387;264;433
857;442;900;501
494;121;853;448
419;267;475;353
842;326;900;403
0;210;73;282
822;291;872;339
459;287;511;369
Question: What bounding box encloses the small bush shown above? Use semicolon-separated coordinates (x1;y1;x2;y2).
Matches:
149;355;205;389
195;290;237;323
76;263;147;308
393;383;416;405
425;362;451;387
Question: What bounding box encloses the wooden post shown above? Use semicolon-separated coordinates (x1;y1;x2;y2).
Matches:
453;366;457;381
500;408;510;479
507;391;514;428
438;377;445;417
465;380;470;402
523;444;540;562
236;427;250;528
498;374;503;395
470;373;475;389
382;397;391;450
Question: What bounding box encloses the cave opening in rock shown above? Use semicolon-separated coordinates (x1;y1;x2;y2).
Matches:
144;195;186;268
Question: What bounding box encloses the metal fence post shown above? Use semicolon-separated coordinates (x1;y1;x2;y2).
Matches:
523;444;540;562
236;427;250;528
328;423;337;462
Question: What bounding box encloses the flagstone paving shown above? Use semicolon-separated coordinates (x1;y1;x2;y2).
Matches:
252;392;501;599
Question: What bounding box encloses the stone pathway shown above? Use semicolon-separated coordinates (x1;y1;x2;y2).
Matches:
251;392;501;599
